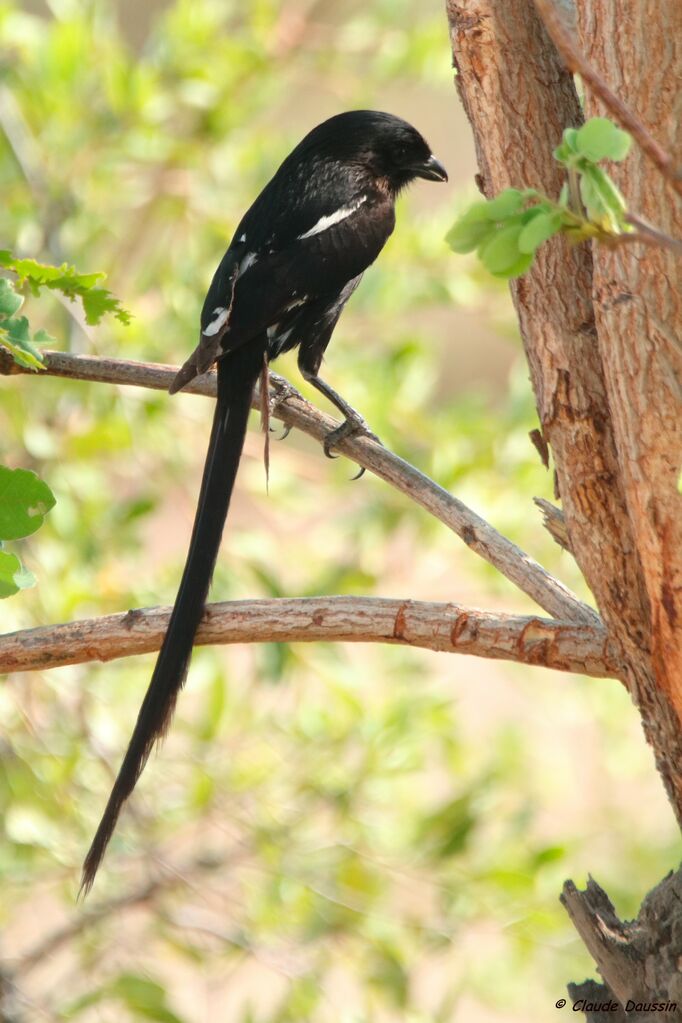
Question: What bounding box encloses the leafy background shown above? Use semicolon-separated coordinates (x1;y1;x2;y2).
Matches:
0;1;676;1020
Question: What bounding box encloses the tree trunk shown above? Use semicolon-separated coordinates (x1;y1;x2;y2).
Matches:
575;0;682;785
444;0;681;1011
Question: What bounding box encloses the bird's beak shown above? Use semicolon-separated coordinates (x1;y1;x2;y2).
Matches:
414;154;448;182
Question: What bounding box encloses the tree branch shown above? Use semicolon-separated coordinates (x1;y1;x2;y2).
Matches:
0;595;620;678
0;347;599;627
533;0;682;197
622;215;682;257
534;497;571;552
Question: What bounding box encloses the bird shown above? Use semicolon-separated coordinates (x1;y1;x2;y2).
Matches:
81;110;447;893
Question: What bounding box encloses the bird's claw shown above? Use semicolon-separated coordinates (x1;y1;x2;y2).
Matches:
323;414;380;480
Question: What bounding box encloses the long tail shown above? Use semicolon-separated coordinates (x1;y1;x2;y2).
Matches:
81;340;265;894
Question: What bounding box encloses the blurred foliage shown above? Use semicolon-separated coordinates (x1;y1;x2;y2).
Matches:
0;2;676;1022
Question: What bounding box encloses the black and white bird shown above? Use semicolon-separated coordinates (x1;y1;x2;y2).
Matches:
81;110;447;892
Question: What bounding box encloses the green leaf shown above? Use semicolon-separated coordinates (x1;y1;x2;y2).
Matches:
563;128;579;152
2;316;46;369
478;223;526;275
447;190;541;255
0;277;23;316
484;188;524;219
81;287;132;325
575;117;632;162
0;550;21;598
553;142;570;164
12;563;36;590
446;213;496;254
456;201;495;223
0;251;104;289
0;250;132;326
518;210;564;253
0;465;56;540
553;128;580;165
491;249;534;278
580;163;628;231
33;327;57;346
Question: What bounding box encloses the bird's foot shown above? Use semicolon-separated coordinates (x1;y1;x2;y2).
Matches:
323;413;381;479
269;379;299;441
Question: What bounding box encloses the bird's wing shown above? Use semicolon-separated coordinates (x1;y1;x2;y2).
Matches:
170;192;394;393
225;195;395;349
169;245;243;394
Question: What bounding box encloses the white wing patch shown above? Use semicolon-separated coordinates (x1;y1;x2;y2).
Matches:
202;250;258;339
203;306;229;337
239;251;258;274
267;324;294;345
297;196;367;241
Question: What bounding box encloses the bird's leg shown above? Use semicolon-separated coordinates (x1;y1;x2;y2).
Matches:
301;370;381;460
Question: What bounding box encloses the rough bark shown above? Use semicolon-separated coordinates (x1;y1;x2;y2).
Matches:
562;871;682;1022
575;0;682;762
445;0;682;820
0;596;620;678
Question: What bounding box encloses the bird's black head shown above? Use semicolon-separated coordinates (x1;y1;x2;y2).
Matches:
294;110;448;194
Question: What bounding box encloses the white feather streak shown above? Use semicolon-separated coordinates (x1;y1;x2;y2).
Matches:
297;196;367;240
203;306;229;337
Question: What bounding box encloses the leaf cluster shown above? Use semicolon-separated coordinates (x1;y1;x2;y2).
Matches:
0;250;131;370
447;117;633;278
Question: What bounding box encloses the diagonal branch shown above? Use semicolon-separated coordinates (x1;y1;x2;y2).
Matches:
0;596;620;678
0;348;598;627
533;0;682;197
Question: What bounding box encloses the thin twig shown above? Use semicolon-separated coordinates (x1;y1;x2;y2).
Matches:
0;348;599;626
533;0;682;197
0;596;620;678
623;214;682;256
